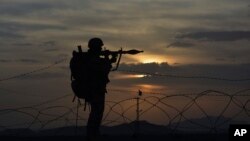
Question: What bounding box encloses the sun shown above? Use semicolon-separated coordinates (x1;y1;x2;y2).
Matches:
142;58;164;63
123;52;176;65
135;54;171;64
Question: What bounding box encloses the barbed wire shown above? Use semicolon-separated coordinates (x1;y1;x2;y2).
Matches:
0;88;249;135
0;58;67;82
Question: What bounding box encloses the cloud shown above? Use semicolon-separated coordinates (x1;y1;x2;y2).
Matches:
177;31;250;41
17;72;67;80
0;58;42;64
119;62;171;74
0;30;24;39
167;41;195;48
0;21;66;32
111;62;250;91
0;0;249;75
42;41;56;46
0;20;67;41
38;40;60;52
18;59;41;63
0;1;68;16
118;62;250;80
12;43;34;47
0;59;41;63
0;59;12;63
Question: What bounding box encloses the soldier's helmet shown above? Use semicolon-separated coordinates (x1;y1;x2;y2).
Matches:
88;38;104;49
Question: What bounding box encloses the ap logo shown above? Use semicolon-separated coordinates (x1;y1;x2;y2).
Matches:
230;125;249;141
234;129;247;136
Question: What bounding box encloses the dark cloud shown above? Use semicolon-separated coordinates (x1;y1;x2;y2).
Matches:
119;62;171;74
12;43;34;47
0;2;68;16
39;41;60;52
0;59;12;63
111;65;250;96
12;41;57;48
0;20;66;41
0;21;66;32
118;62;250;80
167;41;195;48
177;31;250;41
42;41;56;46
215;58;227;62
0;30;24;38
18;72;66;79
39;40;57;48
18;59;41;63
44;48;59;52
113;62;250;90
0;59;41;63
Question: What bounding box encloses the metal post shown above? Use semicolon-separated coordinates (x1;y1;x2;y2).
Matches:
136;96;139;133
135;90;142;136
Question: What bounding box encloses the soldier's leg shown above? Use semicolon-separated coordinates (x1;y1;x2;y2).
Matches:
87;93;105;137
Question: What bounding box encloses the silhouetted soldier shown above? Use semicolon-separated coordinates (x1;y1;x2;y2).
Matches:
70;37;143;140
85;38;117;140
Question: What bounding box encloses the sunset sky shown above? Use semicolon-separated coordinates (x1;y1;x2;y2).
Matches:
0;0;250;127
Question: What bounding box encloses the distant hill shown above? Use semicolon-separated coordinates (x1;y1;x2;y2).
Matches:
170;116;247;133
0;121;169;136
0;116;245;136
101;120;171;135
0;128;36;136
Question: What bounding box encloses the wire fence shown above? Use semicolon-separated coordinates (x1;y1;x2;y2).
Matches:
0;89;249;134
0;58;249;135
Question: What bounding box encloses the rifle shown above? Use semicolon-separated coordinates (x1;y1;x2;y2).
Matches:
77;46;143;71
100;49;143;56
101;48;143;71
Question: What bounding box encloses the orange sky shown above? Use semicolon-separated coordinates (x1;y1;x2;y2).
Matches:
0;0;250;128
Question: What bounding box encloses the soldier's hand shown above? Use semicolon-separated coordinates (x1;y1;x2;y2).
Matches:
111;54;118;62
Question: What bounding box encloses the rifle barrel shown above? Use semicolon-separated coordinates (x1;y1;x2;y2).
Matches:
101;49;143;55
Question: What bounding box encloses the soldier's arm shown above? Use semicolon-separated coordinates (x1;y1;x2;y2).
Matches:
110;54;118;63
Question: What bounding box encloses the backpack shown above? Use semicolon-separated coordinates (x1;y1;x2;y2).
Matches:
70;47;92;102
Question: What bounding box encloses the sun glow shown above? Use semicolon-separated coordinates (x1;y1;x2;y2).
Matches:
135;84;165;91
130;54;174;64
140;56;166;63
121;74;146;79
133;74;146;78
111;74;147;79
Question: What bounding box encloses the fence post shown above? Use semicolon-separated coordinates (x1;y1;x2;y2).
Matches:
134;90;142;137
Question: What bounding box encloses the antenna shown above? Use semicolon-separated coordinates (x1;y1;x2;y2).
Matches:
134;90;142;137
